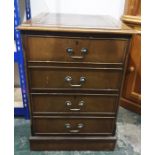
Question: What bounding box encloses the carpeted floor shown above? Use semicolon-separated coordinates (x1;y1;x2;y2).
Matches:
14;107;141;155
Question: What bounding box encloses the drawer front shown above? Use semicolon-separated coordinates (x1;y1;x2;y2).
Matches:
31;94;118;114
28;67;123;90
24;36;128;63
32;116;115;135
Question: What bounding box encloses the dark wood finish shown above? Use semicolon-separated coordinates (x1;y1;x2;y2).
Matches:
121;0;141;114
23;36;128;63
19;13;134;150
30;93;118;115
30;136;116;151
32;116;115;136
28;66;123;90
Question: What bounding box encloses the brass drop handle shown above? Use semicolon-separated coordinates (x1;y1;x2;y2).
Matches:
68;130;80;133
66;48;88;59
65;76;86;88
65;101;85;111
69;108;80;111
65;123;84;133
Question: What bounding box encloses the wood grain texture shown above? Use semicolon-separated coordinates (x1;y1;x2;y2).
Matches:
121;34;141;113
30;93;118;115
28;66;123;90
20;13;133;150
30;136;116;151
24;36;128;63
32;116;116;136
123;35;141;102
23;35;128;63
18;13;137;34
122;15;141;26
121;0;141;114
124;0;141;16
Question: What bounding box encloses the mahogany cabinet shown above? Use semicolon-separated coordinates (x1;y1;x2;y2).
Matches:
18;13;136;150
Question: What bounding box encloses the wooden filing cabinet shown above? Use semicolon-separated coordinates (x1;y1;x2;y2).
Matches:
18;13;136;150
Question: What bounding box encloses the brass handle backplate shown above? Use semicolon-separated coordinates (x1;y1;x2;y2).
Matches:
65;123;84;133
65;76;86;88
65;100;85;111
66;48;88;59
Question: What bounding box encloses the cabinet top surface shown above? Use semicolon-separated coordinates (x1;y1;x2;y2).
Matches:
18;13;137;34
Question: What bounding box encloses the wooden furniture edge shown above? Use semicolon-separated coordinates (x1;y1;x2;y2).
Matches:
122;15;141;25
30;136;117;151
120;97;141;114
